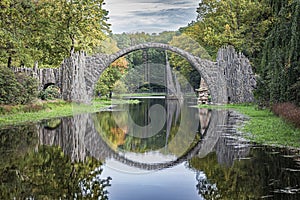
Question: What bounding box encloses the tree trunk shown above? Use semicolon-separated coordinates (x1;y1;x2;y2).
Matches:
7;56;12;68
34;61;38;71
69;34;75;55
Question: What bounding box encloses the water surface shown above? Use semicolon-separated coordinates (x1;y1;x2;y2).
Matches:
1;98;299;199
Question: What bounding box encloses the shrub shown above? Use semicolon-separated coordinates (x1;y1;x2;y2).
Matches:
0;67;38;105
39;85;61;100
272;102;300;128
15;72;38;104
0;67;21;104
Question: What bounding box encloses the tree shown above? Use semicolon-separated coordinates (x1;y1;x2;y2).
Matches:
55;0;110;54
0;67;38;105
182;0;272;67
94;38;129;97
95;67;123;97
0;0;40;67
168;34;212;90
0;126;111;199
151;31;180;44
0;67;21;104
0;0;110;68
258;0;300;104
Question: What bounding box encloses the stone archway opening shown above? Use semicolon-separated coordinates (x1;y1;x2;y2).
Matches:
110;48;200;97
40;83;61;100
102;43;218;100
43;82;56;90
91;45;215;102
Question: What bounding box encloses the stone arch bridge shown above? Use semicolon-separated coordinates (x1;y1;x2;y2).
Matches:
13;43;256;104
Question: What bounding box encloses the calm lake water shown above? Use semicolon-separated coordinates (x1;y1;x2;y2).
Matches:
1;98;300;199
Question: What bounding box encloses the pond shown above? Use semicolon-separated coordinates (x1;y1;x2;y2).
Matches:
1;98;300;199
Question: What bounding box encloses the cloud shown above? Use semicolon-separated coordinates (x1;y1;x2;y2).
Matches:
104;0;198;33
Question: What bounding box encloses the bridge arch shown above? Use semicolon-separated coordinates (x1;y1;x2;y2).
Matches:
60;44;255;104
12;45;255;104
94;43;227;104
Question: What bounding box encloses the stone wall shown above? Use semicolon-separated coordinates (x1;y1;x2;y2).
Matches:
60;52;91;104
217;46;256;103
12;66;60;90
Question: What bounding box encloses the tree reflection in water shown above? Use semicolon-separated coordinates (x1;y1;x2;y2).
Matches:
0;125;111;199
196;171;219;198
94;98;202;159
189;141;300;200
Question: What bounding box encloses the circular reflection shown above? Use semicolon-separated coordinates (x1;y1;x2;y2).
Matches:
93;97;204;173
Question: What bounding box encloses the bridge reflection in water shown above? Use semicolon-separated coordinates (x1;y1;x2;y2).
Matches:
35;98;254;199
37;98;251;171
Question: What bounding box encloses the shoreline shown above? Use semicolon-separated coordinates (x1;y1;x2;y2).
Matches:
199;104;300;149
0;98;140;127
2;100;299;149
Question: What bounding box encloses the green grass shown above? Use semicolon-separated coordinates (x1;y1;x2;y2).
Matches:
199;104;300;148
0;98;139;127
0;99;107;127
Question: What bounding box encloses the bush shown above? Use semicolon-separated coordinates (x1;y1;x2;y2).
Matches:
39;85;61;100
15;72;39;104
0;67;21;104
272;102;300;128
0;67;38;105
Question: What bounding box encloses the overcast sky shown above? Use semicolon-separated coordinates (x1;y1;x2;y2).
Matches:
104;0;199;33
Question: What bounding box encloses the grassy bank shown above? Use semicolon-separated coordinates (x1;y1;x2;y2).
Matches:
0;98;139;127
200;104;300;148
